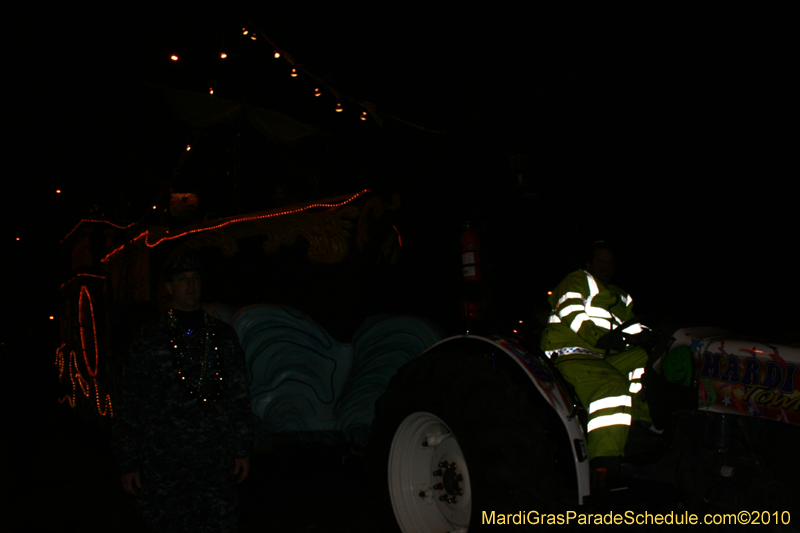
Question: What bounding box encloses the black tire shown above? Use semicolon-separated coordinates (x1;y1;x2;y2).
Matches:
370;350;562;531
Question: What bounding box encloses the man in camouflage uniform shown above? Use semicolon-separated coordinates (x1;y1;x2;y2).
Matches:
113;254;253;532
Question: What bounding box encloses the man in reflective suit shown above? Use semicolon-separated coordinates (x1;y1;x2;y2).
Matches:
541;242;650;487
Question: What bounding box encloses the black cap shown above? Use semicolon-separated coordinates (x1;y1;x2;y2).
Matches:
163;252;202;281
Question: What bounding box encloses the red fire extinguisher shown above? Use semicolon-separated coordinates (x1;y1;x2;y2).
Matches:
461;222;482;282
461;222;482;323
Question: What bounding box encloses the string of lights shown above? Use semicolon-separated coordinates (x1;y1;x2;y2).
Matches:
101;189;370;263
61;220;137;244
78;286;99;377
183;20;446;134
56;344;113;417
59;273;106;291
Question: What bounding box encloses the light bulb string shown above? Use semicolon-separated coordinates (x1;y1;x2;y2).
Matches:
243;20;445;134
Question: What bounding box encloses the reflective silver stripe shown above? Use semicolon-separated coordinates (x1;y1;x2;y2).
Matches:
590;317;611;330
585;271;599;296
629;382;643;393
557;292;585;306
548;314;560;324
587;413;631;432
620;294;630;305
622;323;643;335
628;368;645;380
587;306;612;318
570;313;591;333
588;394;632;414
559;304;585;318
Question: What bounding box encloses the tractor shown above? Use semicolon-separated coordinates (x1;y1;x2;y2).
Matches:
371;320;800;531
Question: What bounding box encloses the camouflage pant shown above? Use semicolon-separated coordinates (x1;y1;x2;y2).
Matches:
137;459;239;532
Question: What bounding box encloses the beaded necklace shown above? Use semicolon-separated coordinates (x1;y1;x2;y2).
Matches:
168;309;224;402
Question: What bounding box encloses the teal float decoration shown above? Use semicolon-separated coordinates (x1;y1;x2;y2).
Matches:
232;305;441;442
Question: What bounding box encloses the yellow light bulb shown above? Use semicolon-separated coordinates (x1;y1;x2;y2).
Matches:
56;189;62;193
170;55;179;61
242;29;248;35
274;51;280;59
220;53;227;59
152;205;157;210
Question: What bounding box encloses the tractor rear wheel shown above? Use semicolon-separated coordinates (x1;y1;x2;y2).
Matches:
371;350;561;531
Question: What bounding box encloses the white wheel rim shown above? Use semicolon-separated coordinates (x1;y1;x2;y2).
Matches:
388;412;471;533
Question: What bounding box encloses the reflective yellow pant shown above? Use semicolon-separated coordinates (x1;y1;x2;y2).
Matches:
556;347;650;459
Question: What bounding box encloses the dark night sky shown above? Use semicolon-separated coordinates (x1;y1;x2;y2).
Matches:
7;4;797;346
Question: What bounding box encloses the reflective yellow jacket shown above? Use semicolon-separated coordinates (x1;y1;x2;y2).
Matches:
540;269;639;359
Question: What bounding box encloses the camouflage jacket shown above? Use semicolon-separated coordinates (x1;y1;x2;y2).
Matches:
113;310;253;474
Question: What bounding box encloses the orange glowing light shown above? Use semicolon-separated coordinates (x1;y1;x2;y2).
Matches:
56;345;113;416
547;291;553;296
186;144;191;151
314;88;321;97
49;316;54;320
94;378;113;417
78;285;99;377
102;191;371;263
513;329;518;333
15;237;19;241
274;51;281;59
220;53;227;59
101;231;147;263
56;345;68;380
360;112;367;121
170;55;179;61
250;34;256;40
60;220;136;244
209;87;214;94
144;190;369;248
59;273;106;290
56;189;62;193
392;225;402;246
335;103;343;112
291;68;297;77
242;28;248;35
58;394;75;407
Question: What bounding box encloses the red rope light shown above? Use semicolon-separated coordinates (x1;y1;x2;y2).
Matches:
61;220;137;243
75;357;90;398
145;190;370;247
59;273;106;290
101;190;371;263
392;224;402;247
94;378;113;417
101;231;147;263
55;345;67;379
78;286;99;377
